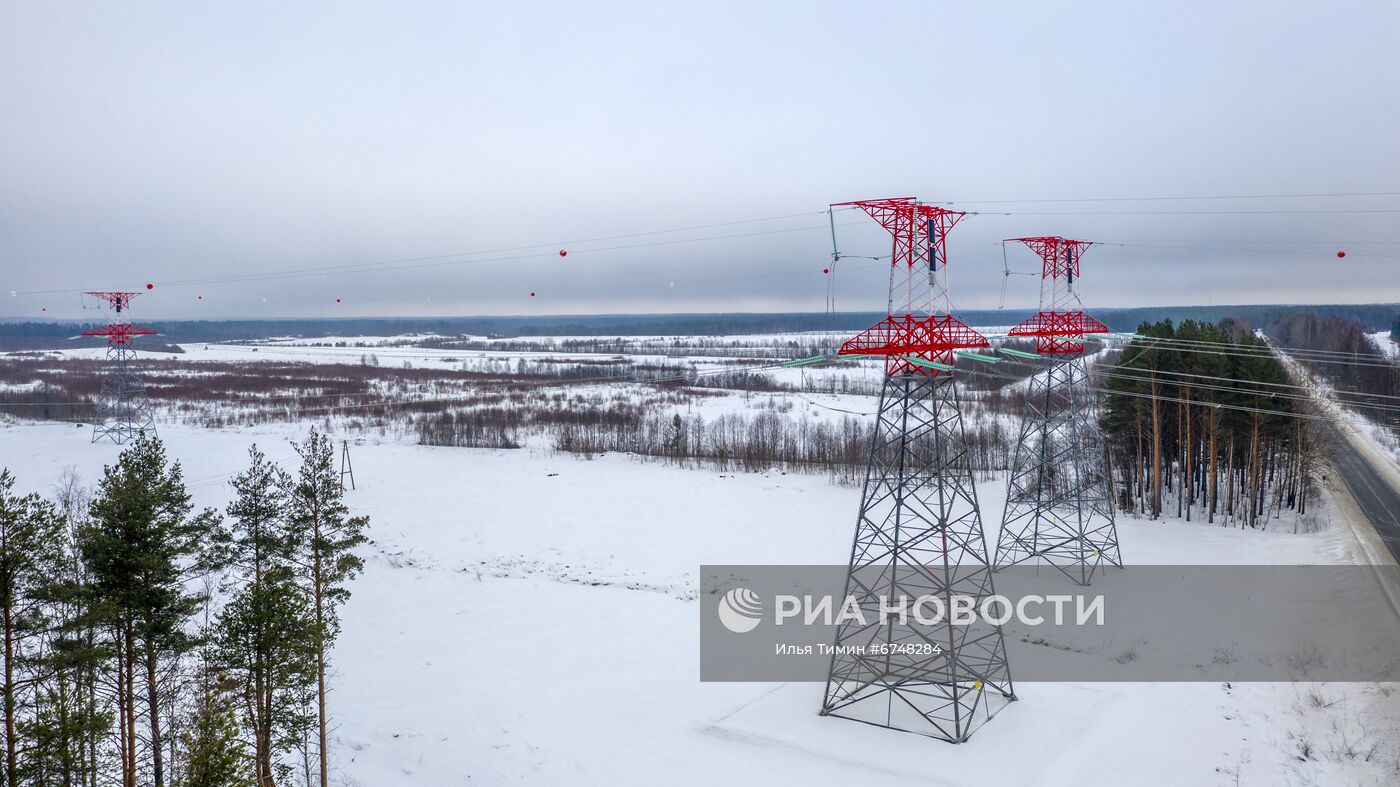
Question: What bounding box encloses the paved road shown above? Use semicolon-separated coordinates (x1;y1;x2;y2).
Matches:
1325;425;1400;563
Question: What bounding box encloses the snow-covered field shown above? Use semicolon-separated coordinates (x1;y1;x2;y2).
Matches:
2;334;1399;785
1369;331;1400;360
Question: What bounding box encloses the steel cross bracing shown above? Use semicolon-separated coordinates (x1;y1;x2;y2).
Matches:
90;342;157;443
822;376;1016;741
82;291;158;444
995;237;1122;584
993;356;1121;584
822;197;1013;743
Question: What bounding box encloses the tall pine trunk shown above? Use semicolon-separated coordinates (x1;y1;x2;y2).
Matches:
123;624;137;787
4;602;16;787
145;645;164;787
313;494;329;787
315;573;327;787
1150;372;1163;518
1207;409;1219;523
1183;395;1193;521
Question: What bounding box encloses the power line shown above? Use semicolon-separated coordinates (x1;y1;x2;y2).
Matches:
11;211;860;296
1099;240;1400;261
1089;366;1400;419
934;191;1400;205
971;343;1400;415
953;364;1337;425
978;209;1400;216
1094;361;1400;405
1115;334;1400;370
1089;331;1398;366
9;195;1399;302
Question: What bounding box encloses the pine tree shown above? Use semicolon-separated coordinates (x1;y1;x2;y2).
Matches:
37;468;111;787
0;468;67;787
215;579;316;787
286;431;367;787
212;446;316;787
83;434;219;787
179;670;252;787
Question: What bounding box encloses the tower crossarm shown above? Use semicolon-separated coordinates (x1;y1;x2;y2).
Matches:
84;291;142;316
1008;311;1109;354
838;314;989;374
81;324;159;345
1007;236;1094;281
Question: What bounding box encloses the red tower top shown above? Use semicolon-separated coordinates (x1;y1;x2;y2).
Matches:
833;197;988;376
85;291;142;315
1005;236;1108;354
82;291;156;346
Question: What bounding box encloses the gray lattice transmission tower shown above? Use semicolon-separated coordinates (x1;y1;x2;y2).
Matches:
81;291;158;444
994;238;1122;585
821;197;1014;743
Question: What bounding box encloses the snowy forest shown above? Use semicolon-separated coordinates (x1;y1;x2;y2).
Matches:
0;430;367;787
1271;312;1400;431
1100;320;1316;528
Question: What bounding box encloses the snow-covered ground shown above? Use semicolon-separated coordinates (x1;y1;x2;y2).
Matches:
1369;331;1400;360
2;414;1397;785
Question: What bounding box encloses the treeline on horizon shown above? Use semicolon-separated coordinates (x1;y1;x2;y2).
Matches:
3;303;1399;350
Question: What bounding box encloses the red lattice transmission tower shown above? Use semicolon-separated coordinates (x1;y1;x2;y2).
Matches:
822;197;1014;743
1005;237;1108;354
834;197;989;374
994;237;1121;584
82;291;158;443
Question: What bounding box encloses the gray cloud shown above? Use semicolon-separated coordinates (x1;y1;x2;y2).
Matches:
2;1;1398;321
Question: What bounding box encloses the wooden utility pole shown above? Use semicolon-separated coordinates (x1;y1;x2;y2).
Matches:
339;440;356;491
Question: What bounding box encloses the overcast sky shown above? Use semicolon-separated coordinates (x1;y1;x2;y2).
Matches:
2;1;1398;321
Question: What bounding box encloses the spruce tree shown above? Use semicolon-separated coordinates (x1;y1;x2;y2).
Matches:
0;469;66;787
83;434;219;787
286;430;367;787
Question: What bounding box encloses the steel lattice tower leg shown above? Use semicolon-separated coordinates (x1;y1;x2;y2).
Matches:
822;373;1015;743
92;343;156;444
994;355;1120;585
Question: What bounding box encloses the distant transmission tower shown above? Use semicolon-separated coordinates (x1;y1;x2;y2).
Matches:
82;291;158;444
821;197;1014;743
994;237;1121;585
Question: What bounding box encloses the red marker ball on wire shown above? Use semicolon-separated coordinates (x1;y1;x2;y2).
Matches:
530;291;536;297
336;298;342;303
559;249;567;257
823;268;830;274
1337;251;1346;259
146;283;154;290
